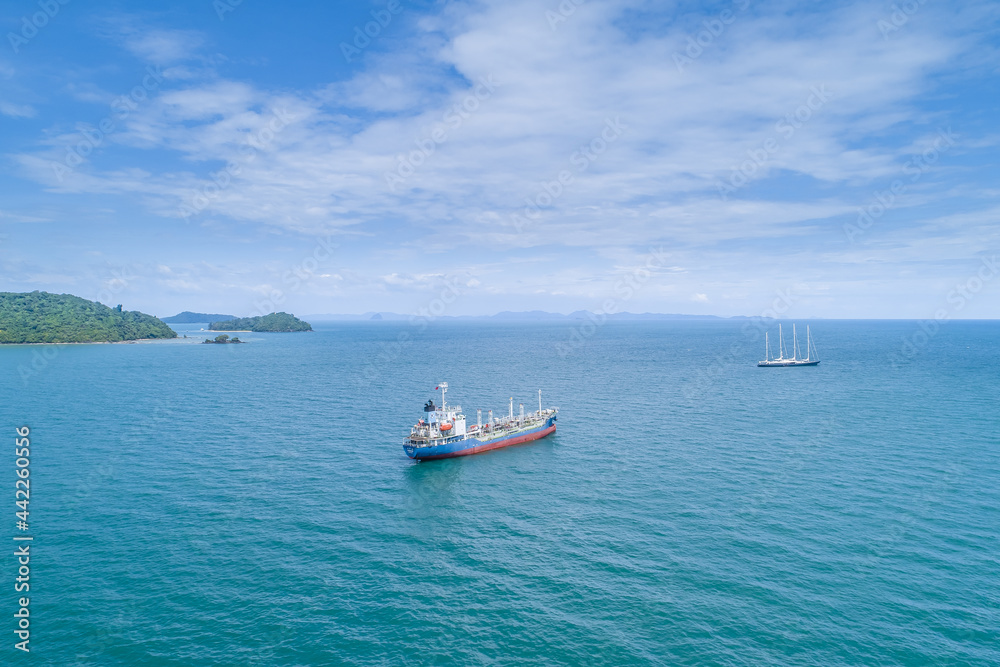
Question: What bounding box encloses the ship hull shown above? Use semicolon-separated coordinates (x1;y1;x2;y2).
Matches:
757;360;820;367
404;416;556;461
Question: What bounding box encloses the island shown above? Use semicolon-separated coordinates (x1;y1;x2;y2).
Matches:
209;312;312;332
0;292;177;344
203;334;244;344
163;311;236;323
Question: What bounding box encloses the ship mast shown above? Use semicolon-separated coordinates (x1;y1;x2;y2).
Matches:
765;331;770;361
440;382;448;409
538;389;542;415
792;324;799;361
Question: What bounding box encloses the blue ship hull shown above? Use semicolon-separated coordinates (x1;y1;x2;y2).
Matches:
404;415;557;461
757;360;820;367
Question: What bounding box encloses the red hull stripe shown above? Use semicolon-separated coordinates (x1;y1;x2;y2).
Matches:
417;425;556;460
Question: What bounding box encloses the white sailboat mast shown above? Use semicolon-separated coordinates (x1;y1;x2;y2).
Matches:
808;325;819;361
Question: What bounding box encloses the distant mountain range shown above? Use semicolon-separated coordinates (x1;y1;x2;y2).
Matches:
304;310;745;322
162;311;237;323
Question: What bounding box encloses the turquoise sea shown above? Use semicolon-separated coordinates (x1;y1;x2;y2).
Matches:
3;320;998;665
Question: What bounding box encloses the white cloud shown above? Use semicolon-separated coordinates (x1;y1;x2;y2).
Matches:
122;29;204;65
38;2;965;237
0;101;35;118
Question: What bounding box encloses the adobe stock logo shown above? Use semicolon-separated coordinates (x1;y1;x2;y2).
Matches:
716;85;831;200
878;0;929;39
340;0;404;63
511;117;627;233
179;108;294;218
673;0;751;72
384;76;499;192
7;0;71;54
890;255;998;367
53;66;164;182
844;128;957;243
555;246;668;358
546;0;586;31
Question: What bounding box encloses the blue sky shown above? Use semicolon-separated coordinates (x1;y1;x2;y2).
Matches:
1;0;998;318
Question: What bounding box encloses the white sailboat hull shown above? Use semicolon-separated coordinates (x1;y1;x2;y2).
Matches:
757;359;820;367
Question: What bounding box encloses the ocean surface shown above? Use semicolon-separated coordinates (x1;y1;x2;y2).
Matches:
2;320;998;665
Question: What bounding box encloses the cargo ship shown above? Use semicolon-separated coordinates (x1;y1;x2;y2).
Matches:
403;383;558;460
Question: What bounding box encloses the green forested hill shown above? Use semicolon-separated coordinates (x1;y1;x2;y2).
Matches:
0;292;177;344
209;312;312;332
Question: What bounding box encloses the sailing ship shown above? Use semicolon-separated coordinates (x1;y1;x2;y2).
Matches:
758;324;820;367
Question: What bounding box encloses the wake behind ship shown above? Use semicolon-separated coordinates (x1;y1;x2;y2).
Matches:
403;383;558;460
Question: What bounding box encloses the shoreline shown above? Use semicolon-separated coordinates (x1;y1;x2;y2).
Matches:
0;337;181;347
